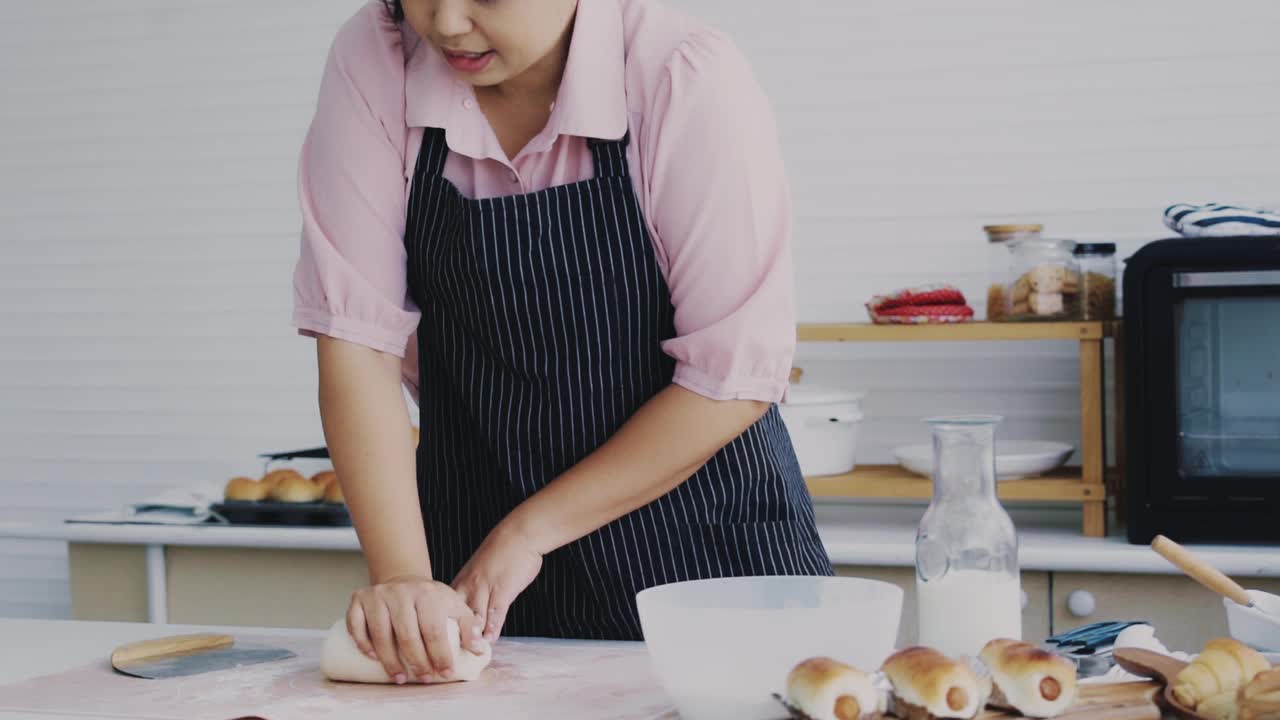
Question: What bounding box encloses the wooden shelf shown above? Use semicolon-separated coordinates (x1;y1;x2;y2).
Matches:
794;318;1120;537
805;465;1104;502
797;320;1116;343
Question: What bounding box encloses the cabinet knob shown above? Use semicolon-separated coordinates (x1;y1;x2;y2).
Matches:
1067;590;1096;618
1021;590;1029;609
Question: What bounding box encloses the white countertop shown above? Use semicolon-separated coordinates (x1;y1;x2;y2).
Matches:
0;618;671;720
2;501;1278;576
0;618;318;720
0;617;322;686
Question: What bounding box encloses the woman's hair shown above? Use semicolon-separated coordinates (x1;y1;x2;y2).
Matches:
381;0;405;21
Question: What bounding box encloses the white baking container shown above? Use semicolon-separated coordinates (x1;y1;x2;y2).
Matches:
778;385;865;476
1225;588;1280;652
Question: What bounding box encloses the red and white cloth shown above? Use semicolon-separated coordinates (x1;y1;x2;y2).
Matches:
866;284;974;324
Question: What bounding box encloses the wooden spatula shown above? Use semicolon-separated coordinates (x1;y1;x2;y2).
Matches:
110;633;296;679
1113;647;1209;720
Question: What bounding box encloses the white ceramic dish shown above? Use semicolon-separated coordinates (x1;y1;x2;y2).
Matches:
636;576;902;720
779;385;865;477
894;440;1074;481
1225;588;1280;652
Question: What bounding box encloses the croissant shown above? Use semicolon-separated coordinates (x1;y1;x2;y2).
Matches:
1199;690;1240;720
1241;668;1280;720
1172;638;1271;709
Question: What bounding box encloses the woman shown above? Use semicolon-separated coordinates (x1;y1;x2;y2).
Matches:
291;0;832;685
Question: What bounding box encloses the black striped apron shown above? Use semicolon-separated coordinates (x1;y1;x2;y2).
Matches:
404;127;833;641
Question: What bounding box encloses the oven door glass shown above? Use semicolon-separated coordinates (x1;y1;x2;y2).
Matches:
1175;271;1280;479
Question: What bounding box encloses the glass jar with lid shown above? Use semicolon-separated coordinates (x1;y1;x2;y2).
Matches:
1073;243;1117;320
983;224;1043;321
1006;237;1080;321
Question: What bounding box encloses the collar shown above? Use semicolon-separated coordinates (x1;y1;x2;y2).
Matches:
403;0;628;162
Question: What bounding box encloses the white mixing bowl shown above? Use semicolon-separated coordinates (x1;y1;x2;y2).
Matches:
1225;588;1280;651
636;575;903;720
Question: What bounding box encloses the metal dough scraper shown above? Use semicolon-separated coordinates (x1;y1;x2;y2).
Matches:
110;633;296;679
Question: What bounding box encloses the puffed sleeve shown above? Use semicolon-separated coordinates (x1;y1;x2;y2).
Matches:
640;29;797;403
291;4;420;360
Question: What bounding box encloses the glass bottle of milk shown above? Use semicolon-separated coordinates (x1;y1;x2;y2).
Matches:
915;415;1021;658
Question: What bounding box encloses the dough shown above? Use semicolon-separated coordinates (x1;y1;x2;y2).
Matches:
320;617;491;683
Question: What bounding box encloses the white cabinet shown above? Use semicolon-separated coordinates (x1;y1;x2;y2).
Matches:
66;542;1280;653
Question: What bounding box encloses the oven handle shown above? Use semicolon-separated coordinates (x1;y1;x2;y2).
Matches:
1174;269;1280;288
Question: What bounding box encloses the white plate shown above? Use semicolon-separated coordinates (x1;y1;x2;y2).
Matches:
894;441;1075;481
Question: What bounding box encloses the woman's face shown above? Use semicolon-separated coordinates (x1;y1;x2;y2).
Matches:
403;0;579;87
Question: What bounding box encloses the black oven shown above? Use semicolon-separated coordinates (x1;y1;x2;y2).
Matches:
1124;235;1280;544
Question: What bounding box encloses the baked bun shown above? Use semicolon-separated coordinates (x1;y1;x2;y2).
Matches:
1240;667;1280;720
322;477;345;504
979;638;1078;717
881;647;988;720
311;470;338;492
1174;638;1271;709
269;474;323;503
261;468;305;491
786;657;883;720
224;476;268;501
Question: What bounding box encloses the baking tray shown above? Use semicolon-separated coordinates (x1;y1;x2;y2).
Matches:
209;500;351;527
259;445;329;460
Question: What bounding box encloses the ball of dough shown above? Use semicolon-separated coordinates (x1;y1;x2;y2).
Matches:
269;474;323;503
224;476;268;501
320;617;491;684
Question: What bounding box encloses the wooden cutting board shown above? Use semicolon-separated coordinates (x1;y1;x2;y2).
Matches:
975;681;1161;720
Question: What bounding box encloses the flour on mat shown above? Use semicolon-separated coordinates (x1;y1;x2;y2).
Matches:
0;632;676;720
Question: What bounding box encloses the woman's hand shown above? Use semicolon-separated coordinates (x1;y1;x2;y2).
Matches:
452;523;545;642
347;574;489;684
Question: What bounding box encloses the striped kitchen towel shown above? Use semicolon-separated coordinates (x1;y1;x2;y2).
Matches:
1163;202;1280;237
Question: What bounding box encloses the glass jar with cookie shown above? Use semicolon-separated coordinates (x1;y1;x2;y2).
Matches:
983;223;1043;321
1006;238;1081;321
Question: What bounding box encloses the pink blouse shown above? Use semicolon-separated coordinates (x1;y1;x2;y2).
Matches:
292;0;797;404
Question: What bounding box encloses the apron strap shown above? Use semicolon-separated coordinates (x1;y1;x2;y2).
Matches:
587;133;631;180
419;126;450;178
